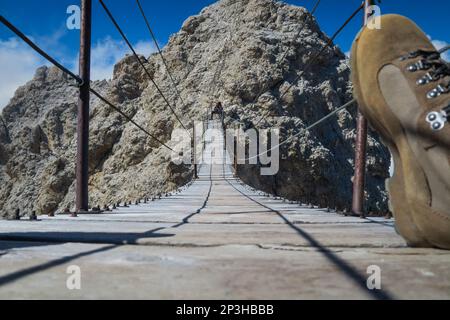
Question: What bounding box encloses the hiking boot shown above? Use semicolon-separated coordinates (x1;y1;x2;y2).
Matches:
351;14;450;249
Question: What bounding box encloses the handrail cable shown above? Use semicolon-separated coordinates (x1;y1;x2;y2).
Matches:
89;88;174;151
239;98;357;162
0;15;174;152
99;0;190;135
0;15;82;84
135;0;188;110
253;3;364;127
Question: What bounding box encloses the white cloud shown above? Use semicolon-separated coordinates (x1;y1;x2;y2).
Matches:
68;36;155;80
0;36;156;110
73;37;156;81
0;37;47;109
88;37;131;80
134;40;157;58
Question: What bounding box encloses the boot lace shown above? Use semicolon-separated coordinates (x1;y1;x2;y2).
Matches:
402;46;450;131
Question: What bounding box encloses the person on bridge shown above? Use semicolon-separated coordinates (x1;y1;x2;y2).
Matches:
211;102;224;120
351;14;450;250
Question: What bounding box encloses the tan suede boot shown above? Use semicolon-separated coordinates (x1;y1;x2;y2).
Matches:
351;14;450;249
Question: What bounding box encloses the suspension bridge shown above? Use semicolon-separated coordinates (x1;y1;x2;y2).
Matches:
1;0;450;299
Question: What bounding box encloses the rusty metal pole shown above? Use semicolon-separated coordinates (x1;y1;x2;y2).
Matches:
75;0;92;214
352;0;375;217
221;111;225;131
203;119;206;152
193;121;198;179
223;117;226;151
234;126;238;176
234;139;237;176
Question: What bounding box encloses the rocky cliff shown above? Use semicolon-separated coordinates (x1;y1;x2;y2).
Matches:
0;0;390;217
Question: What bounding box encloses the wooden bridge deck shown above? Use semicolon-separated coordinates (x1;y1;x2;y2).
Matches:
0;121;449;300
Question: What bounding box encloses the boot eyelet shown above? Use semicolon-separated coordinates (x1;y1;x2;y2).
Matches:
417;73;433;85
427;113;437;122
427;91;438;99
426;111;447;131
433;122;443;131
408;60;431;73
407;65;417;72
417;78;428;85
427;85;446;99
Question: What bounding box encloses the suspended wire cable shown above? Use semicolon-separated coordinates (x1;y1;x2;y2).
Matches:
0;15;174;152
0;15;82;84
99;0;190;134
253;3;364;127
89;88;174;151
239;98;357;162
135;0;187;109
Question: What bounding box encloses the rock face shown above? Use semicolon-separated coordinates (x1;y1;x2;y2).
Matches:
0;0;390;217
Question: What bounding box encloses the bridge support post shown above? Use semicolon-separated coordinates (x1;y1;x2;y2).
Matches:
203;118;206;151
234;139;237;176
223;120;227;152
234;126;238;176
193;121;198;179
352;0;375;218
75;0;92;214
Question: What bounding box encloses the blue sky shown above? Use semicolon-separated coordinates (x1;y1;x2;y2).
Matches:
1;0;449;108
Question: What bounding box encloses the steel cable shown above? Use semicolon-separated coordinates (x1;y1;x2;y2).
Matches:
0;15;82;84
89;88;174;151
135;0;188;111
239;98;357;162
253;3;364;127
99;0;190;134
0;15;174;152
